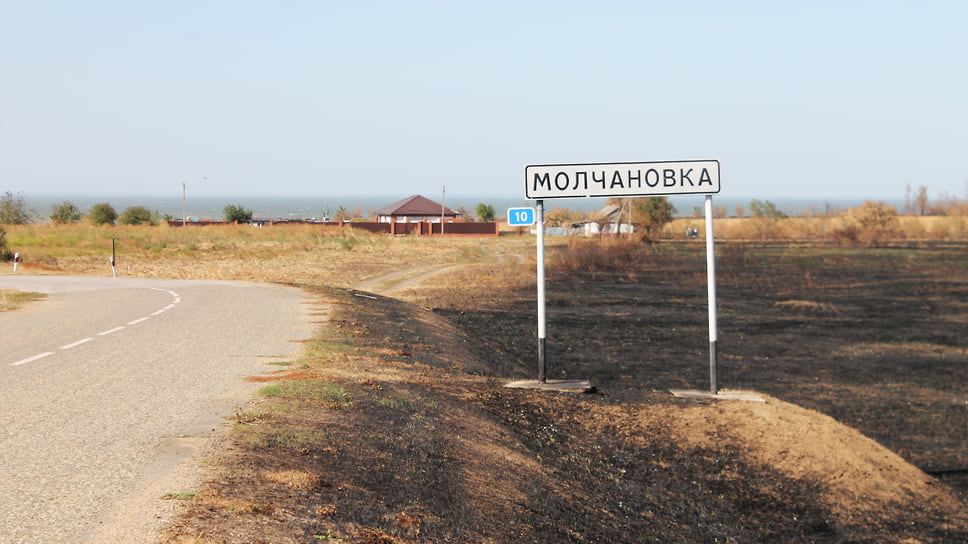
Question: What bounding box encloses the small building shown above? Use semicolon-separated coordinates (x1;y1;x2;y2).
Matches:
375;195;459;224
577;203;635;236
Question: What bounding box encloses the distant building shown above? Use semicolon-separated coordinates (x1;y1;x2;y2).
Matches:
375;195;460;224
576;203;635;236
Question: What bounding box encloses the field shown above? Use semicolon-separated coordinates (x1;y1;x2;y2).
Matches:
3;220;968;542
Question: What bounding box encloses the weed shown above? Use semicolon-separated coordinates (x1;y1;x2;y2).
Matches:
161;492;197;500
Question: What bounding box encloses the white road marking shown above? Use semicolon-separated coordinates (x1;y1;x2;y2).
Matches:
10;352;54;366
7;287;181;367
60;338;94;350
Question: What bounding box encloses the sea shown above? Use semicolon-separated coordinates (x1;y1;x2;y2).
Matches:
20;193;905;223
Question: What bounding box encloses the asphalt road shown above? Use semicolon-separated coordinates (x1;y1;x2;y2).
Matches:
0;276;313;543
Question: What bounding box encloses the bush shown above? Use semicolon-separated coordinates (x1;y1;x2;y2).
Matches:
548;239;639;274
0;225;12;261
844;201;897;247
88;203;118;226
50;201;83;224
119;206;155;225
224;204;254;223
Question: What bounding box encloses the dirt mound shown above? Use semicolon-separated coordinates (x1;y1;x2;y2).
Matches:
657;394;966;522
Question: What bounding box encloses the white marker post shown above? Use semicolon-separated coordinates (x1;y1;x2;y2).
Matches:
13;252;20;272
110;238;117;278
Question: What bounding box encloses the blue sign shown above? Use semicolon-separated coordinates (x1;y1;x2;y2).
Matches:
507;207;535;226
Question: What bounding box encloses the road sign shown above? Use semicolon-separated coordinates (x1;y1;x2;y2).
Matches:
521;158;723;394
507;207;536;226
525;159;720;199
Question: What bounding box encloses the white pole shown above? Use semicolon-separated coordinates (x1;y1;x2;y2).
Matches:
536;200;547;383
13;252;19;272
704;195;718;394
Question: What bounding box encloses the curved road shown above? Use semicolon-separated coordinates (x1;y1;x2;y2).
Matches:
0;276;313;543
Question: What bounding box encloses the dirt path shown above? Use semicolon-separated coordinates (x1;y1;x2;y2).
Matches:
354;264;459;295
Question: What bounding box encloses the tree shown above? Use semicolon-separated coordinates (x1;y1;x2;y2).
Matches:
544;207;585;227
119;206;155;225
630;197;675;242
915;185;928;216
223;204;254;223
50;201;82;224
333;206;352;222
475;203;495;222
749;199;787;219
88;203;118;226
0;191;33;224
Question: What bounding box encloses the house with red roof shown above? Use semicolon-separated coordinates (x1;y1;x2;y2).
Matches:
375;195;460;224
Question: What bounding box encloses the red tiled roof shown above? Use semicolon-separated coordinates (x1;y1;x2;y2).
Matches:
375;195;458;217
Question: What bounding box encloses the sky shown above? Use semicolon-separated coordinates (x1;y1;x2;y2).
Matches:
1;1;966;201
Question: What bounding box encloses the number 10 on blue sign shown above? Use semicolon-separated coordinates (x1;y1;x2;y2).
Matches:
507;207;535;226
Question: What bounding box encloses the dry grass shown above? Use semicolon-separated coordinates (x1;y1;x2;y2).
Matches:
0;289;45;311
668;214;968;242
260;469;321;490
3;223;528;286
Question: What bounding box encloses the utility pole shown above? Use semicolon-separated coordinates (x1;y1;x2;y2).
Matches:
182;182;187;226
441;185;446;236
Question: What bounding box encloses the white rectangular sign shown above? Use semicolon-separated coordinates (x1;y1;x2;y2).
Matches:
525;159;720;199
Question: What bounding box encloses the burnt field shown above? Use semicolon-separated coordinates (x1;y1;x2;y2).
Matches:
159;239;968;543
442;241;968;493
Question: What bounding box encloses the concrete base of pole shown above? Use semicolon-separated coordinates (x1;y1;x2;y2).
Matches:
669;389;765;403
506;379;595;393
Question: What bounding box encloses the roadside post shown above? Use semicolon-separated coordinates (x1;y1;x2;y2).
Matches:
517;159;722;395
13;252;20;272
110;238;117;278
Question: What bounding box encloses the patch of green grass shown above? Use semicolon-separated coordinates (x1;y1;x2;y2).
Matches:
259;380;349;404
375;391;440;413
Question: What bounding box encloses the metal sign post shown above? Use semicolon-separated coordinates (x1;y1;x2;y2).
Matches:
704;195;719;394
536;200;547;383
